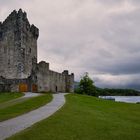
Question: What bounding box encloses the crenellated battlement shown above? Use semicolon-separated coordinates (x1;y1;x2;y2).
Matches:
0;9;39;39
2;9;27;25
30;24;39;39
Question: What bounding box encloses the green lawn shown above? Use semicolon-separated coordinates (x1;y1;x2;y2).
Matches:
0;97;31;110
0;93;52;122
0;92;23;104
7;94;140;140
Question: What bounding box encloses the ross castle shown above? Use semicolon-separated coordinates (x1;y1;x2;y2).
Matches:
0;9;74;93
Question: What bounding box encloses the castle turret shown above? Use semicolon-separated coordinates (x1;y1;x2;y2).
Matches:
62;70;74;92
38;61;49;71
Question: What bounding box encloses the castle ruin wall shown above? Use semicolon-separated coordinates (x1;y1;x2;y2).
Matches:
0;9;74;93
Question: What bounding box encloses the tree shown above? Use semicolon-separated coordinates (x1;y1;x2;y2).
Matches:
78;72;96;96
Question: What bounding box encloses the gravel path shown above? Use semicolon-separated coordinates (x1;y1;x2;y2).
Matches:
22;92;42;98
0;93;67;140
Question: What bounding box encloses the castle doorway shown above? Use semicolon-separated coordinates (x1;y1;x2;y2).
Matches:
55;86;58;92
19;83;28;92
32;84;38;92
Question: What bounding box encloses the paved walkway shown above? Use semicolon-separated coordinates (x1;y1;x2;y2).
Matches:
22;92;42;98
0;92;41;109
0;93;67;140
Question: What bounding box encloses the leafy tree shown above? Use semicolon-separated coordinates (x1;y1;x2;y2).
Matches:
77;72;96;96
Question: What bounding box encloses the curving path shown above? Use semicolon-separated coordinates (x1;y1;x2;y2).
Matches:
0;93;68;140
22;92;42;98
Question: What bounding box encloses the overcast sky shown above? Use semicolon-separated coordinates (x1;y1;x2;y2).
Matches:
0;0;140;89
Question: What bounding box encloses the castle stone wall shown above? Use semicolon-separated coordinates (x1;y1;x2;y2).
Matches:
0;9;74;93
0;9;39;79
0;76;30;92
37;61;74;93
37;61;66;92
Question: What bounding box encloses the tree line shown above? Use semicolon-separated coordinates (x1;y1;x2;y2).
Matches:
75;73;140;96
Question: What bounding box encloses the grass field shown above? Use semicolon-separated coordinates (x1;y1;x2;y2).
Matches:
0;92;23;104
7;94;140;140
0;93;52;122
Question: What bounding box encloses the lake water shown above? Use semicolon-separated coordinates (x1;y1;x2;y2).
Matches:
99;96;140;103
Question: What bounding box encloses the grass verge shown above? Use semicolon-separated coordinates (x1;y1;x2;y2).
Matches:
7;94;140;140
0;93;52;122
0;92;23;104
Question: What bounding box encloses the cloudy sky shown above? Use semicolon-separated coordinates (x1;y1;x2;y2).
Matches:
0;0;140;89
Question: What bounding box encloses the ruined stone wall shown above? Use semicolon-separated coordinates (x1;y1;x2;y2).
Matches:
62;70;74;92
37;61;74;93
0;9;74;93
0;9;39;79
0;76;29;92
67;73;74;92
37;61;65;92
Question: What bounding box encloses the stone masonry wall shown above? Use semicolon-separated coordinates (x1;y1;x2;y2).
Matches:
37;61;74;92
37;61;65;92
0;9;39;79
0;76;30;92
0;9;74;93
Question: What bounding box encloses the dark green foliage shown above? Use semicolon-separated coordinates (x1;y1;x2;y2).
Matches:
75;73;97;96
96;88;140;96
75;73;140;96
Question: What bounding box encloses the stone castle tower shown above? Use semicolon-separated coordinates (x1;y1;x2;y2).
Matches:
0;9;38;79
0;9;74;93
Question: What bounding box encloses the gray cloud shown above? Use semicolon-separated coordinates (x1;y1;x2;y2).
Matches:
0;0;140;89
